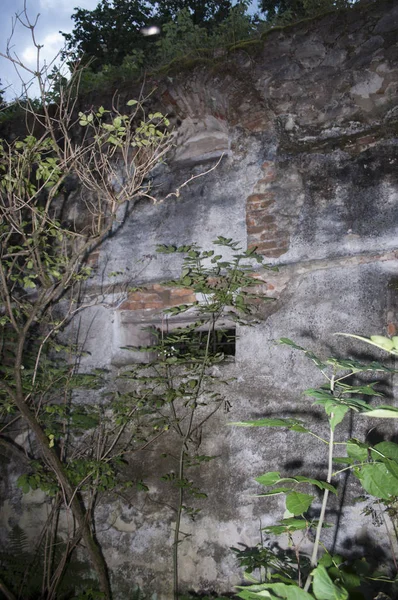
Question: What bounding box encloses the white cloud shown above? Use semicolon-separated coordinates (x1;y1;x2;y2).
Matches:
39;0;99;12
21;31;64;66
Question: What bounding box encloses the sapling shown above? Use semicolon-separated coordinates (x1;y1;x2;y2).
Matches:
120;237;274;600
232;336;398;600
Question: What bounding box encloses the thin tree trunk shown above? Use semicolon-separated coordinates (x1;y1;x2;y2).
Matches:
9;389;111;599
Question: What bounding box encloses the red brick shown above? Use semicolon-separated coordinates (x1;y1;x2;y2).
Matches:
251;245;288;258
257;172;276;184
247;191;275;202
248;226;277;236
247;197;275;208
142;301;166;309
252;241;289;251
248;214;276;223
119;301;142;310
136;292;162;302
248;223;278;232
387;322;397;336
247;208;275;221
118;285;195;311
247;193;266;203
248;198;275;206
257;231;285;241
247;203;275;215
87;251;100;266
170;288;195;298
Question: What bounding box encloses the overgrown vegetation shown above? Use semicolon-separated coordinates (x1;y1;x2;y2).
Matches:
0;0;359;109
1;2;396;600
58;0;356;96
112;238;273;600
231;335;398;600
0;12;273;600
0;11;173;597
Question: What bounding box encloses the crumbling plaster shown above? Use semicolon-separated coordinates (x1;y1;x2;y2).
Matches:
1;1;398;597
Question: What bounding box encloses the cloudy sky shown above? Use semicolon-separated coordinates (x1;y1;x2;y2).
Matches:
0;0;258;101
0;0;99;100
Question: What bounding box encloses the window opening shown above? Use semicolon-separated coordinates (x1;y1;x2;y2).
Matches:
172;328;236;357
156;319;236;358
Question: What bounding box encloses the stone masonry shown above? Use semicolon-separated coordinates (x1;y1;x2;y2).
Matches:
1;1;398;598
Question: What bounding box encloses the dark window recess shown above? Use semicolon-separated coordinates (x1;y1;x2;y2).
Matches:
158;328;236;358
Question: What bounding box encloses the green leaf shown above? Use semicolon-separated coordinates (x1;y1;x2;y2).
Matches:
357;462;398;499
337;382;383;396
335;332;398;356
23;278;36;289
364;405;398;418
309;393;349;431
371;441;398;462
290;424;310;433
236;582;313;600
262;518;308;535
318;554;333;568
312;565;348;600
306;389;370;412
17;474;30;494
255;472;281;486
329;568;360;591
285;491;314;516
330;405;349;431
346;439;369;462
292;476;337;494
127;99;138;106
107;135;120;146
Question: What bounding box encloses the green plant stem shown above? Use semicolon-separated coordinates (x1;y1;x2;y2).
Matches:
307;431;329;444
172;326;212;600
173;442;187;600
304;417;334;592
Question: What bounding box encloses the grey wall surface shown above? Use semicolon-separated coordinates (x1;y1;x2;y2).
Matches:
1;1;398;598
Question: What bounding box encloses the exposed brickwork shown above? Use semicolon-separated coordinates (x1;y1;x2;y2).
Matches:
86;250;100;267
246;161;289;258
119;285;196;311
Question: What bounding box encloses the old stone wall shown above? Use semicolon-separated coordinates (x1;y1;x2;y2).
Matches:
1;1;398;597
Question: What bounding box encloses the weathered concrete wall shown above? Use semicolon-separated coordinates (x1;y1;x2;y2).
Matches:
2;1;398;597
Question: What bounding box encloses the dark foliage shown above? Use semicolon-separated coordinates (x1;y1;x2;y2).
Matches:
0;80;6;109
147;0;233;27
62;0;235;70
62;0;154;70
259;0;352;20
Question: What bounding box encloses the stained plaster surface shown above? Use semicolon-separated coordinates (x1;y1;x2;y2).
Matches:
1;1;398;597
